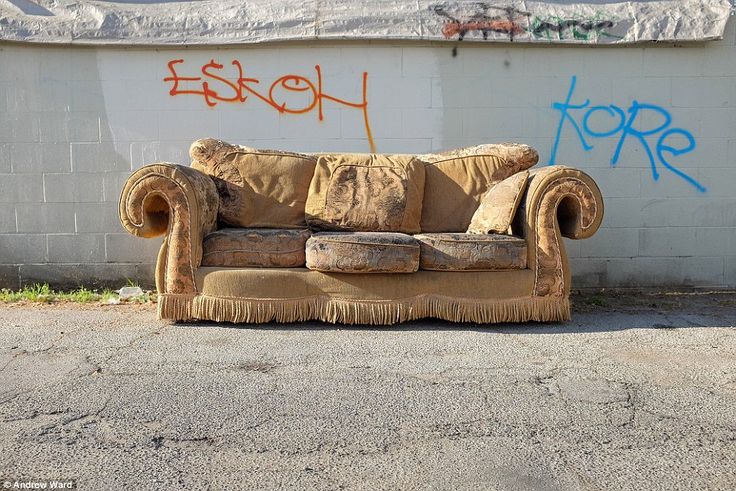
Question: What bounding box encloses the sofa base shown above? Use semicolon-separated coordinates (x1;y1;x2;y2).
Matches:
158;293;570;325
158;267;570;325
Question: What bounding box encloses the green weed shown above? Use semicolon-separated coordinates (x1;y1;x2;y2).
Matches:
0;283;154;304
584;294;606;307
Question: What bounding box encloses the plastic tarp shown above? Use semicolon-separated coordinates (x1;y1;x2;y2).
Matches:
0;0;732;45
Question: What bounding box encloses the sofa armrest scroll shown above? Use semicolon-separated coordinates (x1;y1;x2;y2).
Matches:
119;163;219;295
520;165;604;297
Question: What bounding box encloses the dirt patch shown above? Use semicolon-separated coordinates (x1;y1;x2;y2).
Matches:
1;301;156;312
572;289;736;315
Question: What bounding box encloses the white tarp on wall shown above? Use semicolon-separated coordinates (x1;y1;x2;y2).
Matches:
0;0;732;45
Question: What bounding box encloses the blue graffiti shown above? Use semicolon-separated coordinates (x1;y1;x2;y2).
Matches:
549;76;706;193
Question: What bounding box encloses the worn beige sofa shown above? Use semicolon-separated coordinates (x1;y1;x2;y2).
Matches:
119;139;603;325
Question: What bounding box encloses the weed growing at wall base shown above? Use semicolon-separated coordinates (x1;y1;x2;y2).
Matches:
0;284;155;304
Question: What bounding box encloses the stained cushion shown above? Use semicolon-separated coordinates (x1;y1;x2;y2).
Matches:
418;143;538;233
305;232;420;273
468;170;530;235
414;233;527;271
305;154;425;233
202;228;311;268
190;138;317;229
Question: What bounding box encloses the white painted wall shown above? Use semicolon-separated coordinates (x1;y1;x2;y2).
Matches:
1;17;735;289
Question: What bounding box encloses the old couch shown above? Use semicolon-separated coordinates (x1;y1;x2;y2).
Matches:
119;139;603;325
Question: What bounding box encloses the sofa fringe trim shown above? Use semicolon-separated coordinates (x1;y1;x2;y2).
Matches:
158;294;196;320
159;294;570;324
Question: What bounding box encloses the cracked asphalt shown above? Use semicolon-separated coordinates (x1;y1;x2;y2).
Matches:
0;293;735;490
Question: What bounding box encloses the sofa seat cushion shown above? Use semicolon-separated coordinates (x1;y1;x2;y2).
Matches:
202;228;310;268
414;233;527;271
305;232;420;273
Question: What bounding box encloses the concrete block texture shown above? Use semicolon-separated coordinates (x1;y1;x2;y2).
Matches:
726;256;736;286
0;174;44;203
8;142;71;173
0;207;16;233
16;203;75;233
18;263;156;290
0;144;9;173
0;235;47;264
0;265;20;290
71;142;130;172
1;27;736;289
43;173;104;203
47;234;105;264
39;112;100;143
104;234;163;263
74;202;120;233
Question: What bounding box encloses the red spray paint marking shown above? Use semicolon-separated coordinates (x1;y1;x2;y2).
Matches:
164;59;375;152
441;19;524;39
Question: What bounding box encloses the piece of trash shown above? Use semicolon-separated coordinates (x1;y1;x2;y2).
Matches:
118;286;143;300
106;297;120;305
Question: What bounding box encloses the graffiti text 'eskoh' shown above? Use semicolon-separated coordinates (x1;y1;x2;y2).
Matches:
164;59;375;151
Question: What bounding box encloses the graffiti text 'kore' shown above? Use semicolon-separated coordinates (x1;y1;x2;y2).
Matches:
550;76;705;193
164;59;375;152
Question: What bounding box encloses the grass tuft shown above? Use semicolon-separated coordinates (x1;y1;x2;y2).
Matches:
0;283;156;304
584;294;607;307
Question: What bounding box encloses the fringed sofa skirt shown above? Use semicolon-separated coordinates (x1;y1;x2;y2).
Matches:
158;267;570;325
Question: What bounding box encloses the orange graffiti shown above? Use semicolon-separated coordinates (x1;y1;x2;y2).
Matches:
164;59;375;152
441;19;525;39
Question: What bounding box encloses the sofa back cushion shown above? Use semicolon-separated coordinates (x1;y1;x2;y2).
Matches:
418;143;538;232
305;154;425;233
190;138;317;229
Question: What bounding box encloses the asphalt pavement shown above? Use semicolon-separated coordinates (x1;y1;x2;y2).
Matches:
0;292;734;490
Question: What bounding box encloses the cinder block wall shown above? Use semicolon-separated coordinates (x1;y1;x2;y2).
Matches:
1;18;734;289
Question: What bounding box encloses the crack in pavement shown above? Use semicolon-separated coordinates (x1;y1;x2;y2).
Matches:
80;328;165;376
1;303;734;490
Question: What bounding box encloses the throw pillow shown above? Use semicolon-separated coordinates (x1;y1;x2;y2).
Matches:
467;170;530;235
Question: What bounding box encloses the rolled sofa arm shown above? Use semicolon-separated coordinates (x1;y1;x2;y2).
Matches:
519;165;604;298
119;163;219;296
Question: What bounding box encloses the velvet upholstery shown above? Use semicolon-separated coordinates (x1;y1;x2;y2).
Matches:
305;154;425;233
202;228;310;268
414;233;527;271
467;170;530;235
118;139;604;325
306;232;420;273
520;166;604;298
418;143;538;232
192;267;555;324
189;138;316;229
119;163;219;296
